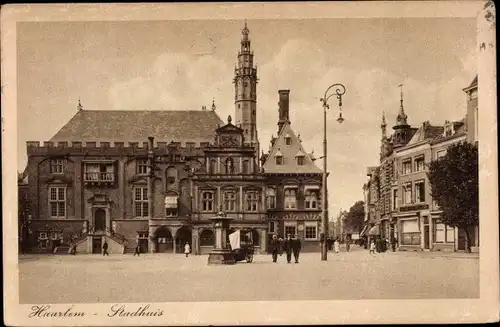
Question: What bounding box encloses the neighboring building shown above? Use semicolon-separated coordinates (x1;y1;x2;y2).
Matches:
464;75;478;144
261;90;323;252
333;210;347;242
364;76;479;252
18;172;30;253
19;22;323;254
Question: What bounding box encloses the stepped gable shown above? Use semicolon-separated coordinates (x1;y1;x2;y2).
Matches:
262;122;322;174
50;109;224;143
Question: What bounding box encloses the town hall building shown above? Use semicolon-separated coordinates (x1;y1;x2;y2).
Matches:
18;22;323;255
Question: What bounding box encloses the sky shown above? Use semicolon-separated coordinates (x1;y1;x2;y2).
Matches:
17;18;477;218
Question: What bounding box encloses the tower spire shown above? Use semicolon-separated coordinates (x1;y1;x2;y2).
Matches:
395;83;408;126
381;111;387;138
211;98;216;111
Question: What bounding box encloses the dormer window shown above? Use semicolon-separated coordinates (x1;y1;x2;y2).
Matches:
275;149;283;165
296;150;305;166
285;133;292;145
443;121;454;137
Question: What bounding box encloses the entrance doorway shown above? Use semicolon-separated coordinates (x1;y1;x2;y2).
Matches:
156;228;173;253
94;208;106;232
92;237;102;254
176;227;192;253
424;225;430;249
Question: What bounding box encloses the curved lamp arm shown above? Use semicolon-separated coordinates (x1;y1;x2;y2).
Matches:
320;83;346;123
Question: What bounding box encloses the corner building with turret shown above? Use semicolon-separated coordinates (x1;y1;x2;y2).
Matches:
18;23;323;255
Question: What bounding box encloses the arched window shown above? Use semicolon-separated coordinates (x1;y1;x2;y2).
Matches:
200;230;214;246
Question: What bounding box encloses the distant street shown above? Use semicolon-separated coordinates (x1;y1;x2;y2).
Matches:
19;246;479;303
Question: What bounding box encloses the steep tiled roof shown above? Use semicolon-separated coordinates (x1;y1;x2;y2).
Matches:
406;123;443;146
262;122;322;174
50;110;223;143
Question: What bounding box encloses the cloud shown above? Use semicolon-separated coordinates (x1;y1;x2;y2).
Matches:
107;37;476;217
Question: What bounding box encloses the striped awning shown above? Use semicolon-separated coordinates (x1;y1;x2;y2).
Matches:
359;225;369;237
368;225;380;236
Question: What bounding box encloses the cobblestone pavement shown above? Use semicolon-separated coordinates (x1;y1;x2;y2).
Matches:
19;247;479;303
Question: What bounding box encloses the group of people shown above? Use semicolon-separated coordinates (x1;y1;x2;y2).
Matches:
269;234;302;263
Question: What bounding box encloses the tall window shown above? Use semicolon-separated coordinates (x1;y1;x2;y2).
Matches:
49;186;66;218
402;159;412;175
305;189;319;209
284;188;297;209
414;180;425;203
246;192;259;212
137;159;148;175
223;191;236;212
201;191;214;212
266;188;276;209
134;187;148;217
305;222;317;240
50;159;64;174
402;183;412;205
392;189;398;210
414;156;425;172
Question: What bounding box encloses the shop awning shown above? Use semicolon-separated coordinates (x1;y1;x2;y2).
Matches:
368;225;380;236
359;225;369;237
164;196;178;208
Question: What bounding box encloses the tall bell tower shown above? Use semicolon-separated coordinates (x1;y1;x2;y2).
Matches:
233;20;259;151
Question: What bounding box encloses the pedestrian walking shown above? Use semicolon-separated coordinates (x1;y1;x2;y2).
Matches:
369;240;376;255
270;234;280;263
284;234;293;263
184;242;191;258
134;243;141;256
333;239;340;253
102;240;109;256
292;234;301;263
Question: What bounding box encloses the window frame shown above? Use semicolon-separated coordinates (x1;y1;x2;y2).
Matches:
201;191;215;212
414;180;426;203
133;187;149;218
50;159;64;174
266;188;276;209
304;189;319;210
275;156;283;165
284;187;298;210
245;191;259;212
414;155;425;172
402;183;412;205
304;221;318;240
284;222;297;238
402;159;412;175
223;191;237;212
436;150;446;159
48;186;66;218
296;156;305;166
136;159;149;175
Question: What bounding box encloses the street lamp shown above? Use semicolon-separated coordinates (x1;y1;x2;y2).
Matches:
319;83;346;261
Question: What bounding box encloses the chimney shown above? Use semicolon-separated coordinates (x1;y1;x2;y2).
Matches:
277;89;290;133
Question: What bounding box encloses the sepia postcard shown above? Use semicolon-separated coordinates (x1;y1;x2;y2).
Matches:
2;1;499;326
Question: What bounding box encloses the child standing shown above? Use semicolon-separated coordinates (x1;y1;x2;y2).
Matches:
184;242;191;258
333;239;340;254
369;240;376;255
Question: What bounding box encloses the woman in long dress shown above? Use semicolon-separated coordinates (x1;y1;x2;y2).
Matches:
333;239;340;253
184;242;191;258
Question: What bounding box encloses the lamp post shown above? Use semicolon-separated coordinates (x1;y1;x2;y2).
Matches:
319;83;346;261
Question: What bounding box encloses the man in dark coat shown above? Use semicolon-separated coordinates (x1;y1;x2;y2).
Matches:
102;240;109;256
292;234;302;263
270;234;280;263
284;234;293;263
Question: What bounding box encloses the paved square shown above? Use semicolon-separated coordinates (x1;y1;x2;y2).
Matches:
19;247;479;303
